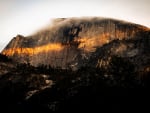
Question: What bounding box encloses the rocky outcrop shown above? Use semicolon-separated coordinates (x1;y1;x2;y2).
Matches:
1;17;150;70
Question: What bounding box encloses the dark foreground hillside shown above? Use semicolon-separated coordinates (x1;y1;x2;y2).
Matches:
0;54;150;112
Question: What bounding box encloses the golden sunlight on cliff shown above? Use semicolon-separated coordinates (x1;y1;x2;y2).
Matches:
2;43;63;56
76;33;110;52
76;28;139;52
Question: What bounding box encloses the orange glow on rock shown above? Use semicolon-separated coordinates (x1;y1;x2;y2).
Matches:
75;33;111;52
2;43;63;56
75;28;138;52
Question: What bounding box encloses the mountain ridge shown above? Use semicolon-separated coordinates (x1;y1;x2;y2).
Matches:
1;17;150;70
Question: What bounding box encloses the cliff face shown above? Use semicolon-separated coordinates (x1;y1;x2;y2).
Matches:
1;17;150;70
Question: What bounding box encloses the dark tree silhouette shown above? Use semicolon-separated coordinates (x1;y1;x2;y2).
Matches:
108;55;136;87
0;54;11;62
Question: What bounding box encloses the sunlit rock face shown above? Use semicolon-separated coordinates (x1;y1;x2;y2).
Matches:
1;17;150;69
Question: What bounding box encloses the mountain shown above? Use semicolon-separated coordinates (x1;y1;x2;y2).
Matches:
2;17;150;71
0;17;150;112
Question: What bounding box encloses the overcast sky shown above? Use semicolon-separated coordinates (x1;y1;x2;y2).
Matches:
0;0;150;51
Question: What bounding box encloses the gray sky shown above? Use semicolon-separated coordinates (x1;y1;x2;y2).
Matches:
0;0;150;51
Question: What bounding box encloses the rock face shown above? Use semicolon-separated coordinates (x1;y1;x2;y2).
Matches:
1;17;150;70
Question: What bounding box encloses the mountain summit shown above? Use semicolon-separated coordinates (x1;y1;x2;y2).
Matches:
1;17;150;70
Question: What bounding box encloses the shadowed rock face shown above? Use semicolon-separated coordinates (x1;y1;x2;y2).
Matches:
1;17;150;69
